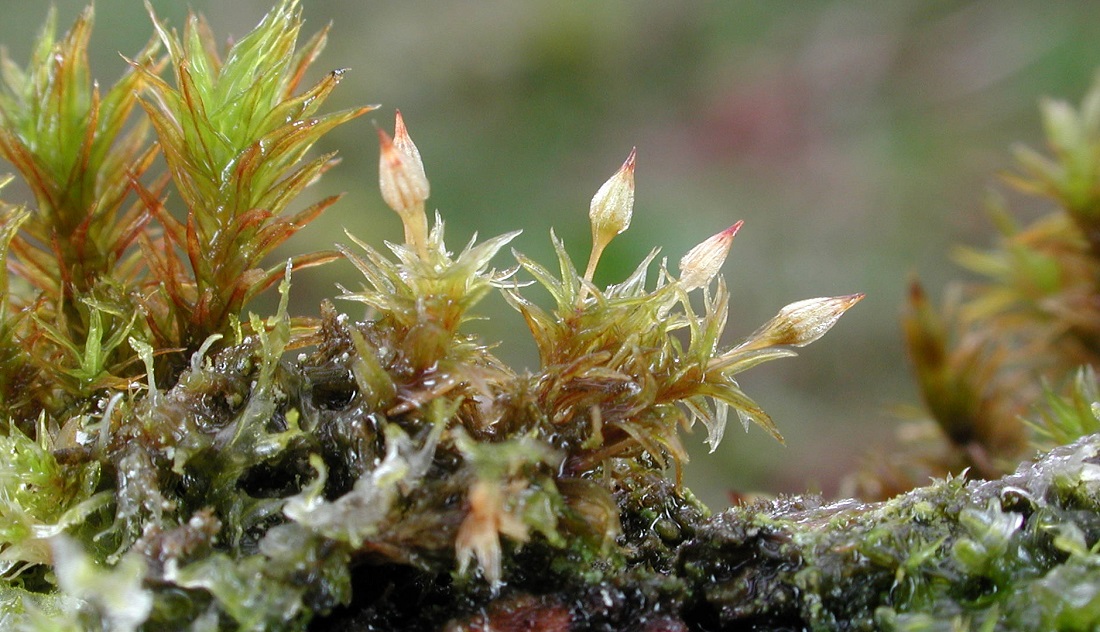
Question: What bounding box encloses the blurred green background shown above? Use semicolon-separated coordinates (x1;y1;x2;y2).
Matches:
4;1;1100;508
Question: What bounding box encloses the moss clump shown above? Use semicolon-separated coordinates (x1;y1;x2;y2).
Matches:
0;3;864;630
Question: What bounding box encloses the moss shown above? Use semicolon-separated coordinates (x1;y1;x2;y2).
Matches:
677;435;1100;631
3;1;1100;631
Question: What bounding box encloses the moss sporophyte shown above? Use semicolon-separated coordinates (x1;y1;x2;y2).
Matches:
5;1;1100;630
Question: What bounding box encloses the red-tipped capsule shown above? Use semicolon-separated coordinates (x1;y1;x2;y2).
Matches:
392;110;426;189
583;148;637;285
743;293;865;349
378;125;429;214
589;148;636;250
679;220;743;291
379;112;431;254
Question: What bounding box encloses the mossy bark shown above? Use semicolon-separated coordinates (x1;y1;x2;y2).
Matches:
320;434;1100;631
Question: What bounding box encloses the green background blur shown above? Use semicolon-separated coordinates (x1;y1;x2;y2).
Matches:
3;1;1100;508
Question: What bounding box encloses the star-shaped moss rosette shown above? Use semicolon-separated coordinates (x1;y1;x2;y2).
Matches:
133;0;370;354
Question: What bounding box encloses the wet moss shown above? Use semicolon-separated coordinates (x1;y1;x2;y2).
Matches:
4;1;1100;630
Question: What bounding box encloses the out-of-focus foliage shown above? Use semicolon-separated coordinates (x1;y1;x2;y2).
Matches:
870;78;1100;499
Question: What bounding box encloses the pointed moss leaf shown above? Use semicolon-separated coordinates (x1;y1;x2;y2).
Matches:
512;247;566;307
708;347;799;375
606;247;660;298
705;400;729;453
128;336;159;395
685;277;730;363
695;380;781;442
0;203;29;317
454;230;522;278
